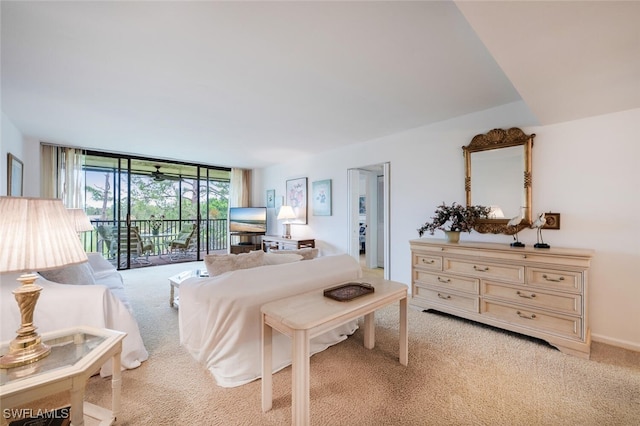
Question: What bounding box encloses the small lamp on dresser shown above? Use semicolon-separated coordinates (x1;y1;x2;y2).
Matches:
277;205;296;239
0;197;88;368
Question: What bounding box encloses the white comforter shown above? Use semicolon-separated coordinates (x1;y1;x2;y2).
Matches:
1;272;149;377
179;254;362;387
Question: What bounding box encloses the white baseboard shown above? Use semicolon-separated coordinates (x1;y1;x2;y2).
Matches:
591;333;640;352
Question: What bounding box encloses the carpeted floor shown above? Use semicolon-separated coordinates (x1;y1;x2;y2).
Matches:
23;261;640;425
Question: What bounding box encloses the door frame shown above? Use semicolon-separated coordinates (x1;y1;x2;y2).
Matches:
347;162;390;279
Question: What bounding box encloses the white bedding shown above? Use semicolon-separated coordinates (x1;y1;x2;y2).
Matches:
1;272;149;377
179;254;362;387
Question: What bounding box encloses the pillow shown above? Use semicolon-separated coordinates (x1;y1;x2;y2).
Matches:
263;252;303;265
39;262;96;285
204;250;265;277
270;247;319;260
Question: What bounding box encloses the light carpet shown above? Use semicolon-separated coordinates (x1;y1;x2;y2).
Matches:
37;261;640;425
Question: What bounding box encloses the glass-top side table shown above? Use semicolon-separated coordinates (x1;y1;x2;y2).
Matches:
1;326;126;426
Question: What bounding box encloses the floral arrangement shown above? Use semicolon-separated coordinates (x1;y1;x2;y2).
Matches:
418;202;491;237
150;214;165;233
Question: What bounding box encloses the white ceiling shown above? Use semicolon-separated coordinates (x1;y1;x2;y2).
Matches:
2;1;638;169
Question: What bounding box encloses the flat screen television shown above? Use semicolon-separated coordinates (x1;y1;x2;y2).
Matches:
229;207;267;234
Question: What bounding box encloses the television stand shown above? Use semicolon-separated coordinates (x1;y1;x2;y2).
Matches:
262;235;315;251
229;232;264;254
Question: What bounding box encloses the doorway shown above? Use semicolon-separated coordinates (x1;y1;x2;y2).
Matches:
347;162;390;279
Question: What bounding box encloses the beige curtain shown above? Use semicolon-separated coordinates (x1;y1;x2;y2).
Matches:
40;144;85;208
229;168;251;207
40;145;57;198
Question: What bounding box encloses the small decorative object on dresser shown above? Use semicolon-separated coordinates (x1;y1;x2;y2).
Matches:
532;212;550;248
410;239;594;358
417;202;491;242
507;207;525;247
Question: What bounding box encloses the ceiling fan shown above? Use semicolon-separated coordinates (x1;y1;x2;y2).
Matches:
150;165;180;182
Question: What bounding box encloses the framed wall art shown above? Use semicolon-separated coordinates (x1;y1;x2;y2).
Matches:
266;189;275;208
312;179;332;216
542;212;561;230
7;153;24;196
285;177;307;224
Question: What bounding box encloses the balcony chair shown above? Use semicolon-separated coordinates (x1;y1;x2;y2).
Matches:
96;225;117;260
168;224;197;261
118;226;155;266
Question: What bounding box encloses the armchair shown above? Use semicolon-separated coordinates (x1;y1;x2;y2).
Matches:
96;225;117;259
118;226;154;266
168;224;197;261
132;227;154;264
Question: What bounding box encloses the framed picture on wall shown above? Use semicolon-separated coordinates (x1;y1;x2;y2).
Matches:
266;189;275;208
312;179;332;216
285;177;307;224
7;153;23;196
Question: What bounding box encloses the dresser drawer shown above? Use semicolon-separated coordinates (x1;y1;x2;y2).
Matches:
414;271;478;294
481;300;583;340
444;259;524;283
413;286;479;313
482;281;582;315
527;268;582;292
413;253;443;271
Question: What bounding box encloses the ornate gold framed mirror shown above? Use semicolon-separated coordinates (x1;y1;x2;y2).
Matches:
463;128;535;234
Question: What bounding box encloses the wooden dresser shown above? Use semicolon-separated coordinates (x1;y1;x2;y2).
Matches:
410;239;594;358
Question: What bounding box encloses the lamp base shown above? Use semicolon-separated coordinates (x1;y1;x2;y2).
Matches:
510;242;525;247
0;274;51;369
282;223;292;239
534;243;551;249
0;340;50;369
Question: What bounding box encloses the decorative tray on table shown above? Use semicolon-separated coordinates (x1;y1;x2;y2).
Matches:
323;282;374;301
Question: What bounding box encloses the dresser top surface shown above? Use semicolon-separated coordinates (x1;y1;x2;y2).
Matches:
409;238;594;259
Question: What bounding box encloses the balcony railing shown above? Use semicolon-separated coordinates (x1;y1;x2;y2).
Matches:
82;219;228;265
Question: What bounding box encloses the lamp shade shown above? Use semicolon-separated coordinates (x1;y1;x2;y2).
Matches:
277;205;296;221
0;197;88;273
67;208;94;232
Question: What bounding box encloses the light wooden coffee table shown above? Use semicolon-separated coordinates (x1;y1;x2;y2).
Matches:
261;277;408;425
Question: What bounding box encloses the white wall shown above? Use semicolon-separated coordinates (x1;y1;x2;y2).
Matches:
1;113;25;196
257;102;640;351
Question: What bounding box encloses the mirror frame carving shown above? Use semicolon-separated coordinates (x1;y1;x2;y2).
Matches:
463;127;535;234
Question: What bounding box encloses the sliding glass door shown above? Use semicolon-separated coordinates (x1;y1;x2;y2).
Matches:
82;152;230;269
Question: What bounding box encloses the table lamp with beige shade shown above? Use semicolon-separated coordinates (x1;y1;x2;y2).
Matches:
67;208;94;235
0;197;88;368
277;205;296;239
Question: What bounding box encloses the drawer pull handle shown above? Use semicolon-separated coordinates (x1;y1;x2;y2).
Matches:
437;293;451;300
516;291;536;299
422;259;435;264
437;277;451;284
473;266;489;272
542;274;565;282
516;311;536;320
